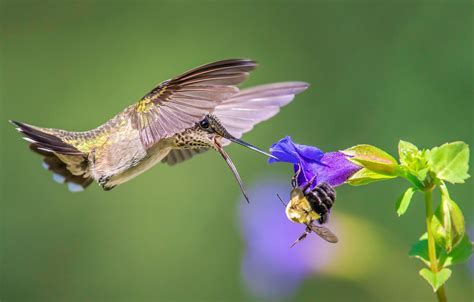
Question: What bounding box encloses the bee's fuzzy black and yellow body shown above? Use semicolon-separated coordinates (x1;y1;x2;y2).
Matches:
286;182;336;225
285;178;339;245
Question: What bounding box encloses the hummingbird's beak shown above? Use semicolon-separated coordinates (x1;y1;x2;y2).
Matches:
214;138;250;203
227;137;278;160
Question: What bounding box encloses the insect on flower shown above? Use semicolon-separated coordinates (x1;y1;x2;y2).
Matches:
278;165;339;246
269;136;363;245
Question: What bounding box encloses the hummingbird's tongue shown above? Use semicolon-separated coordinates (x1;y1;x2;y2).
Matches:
213;138;250;203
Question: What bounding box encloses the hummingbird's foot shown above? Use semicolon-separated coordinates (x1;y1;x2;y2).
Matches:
98;176;115;191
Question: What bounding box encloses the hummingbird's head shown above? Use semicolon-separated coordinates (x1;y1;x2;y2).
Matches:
197;114;277;159
195;114;277;203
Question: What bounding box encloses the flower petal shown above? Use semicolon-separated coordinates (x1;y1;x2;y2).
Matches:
268;137;300;164
269;137;361;188
316;152;362;187
269;136;324;165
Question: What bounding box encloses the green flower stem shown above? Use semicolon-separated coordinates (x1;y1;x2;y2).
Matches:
436;286;447;302
424;189;437;272
402;171;424;190
424;188;448;302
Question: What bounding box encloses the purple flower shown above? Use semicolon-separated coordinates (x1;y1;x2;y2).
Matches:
238;179;338;299
269;136;361;188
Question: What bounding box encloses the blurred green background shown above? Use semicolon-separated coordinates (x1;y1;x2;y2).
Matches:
1;1;472;301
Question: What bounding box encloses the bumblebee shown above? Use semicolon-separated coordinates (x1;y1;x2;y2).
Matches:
281;166;339;246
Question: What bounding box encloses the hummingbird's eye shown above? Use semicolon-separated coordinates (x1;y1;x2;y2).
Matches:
199;119;210;129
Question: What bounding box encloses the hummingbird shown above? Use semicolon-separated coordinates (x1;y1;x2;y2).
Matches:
10;59;308;201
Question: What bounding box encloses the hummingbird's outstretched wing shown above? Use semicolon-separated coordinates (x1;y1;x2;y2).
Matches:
214;82;309;141
161;148;208;166
161;82;309;165
131;59;257;149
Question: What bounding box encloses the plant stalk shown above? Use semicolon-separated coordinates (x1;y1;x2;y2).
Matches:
424;188;448;302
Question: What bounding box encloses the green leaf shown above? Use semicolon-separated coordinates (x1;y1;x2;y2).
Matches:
441;234;473;267
395;187;417;216
345;167;396;186
399;140;419;166
343;144;400;176
409;234;430;267
398;140;430;182
419;268;452;292
428;142;470;184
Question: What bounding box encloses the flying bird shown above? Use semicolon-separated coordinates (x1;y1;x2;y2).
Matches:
10;59;308;201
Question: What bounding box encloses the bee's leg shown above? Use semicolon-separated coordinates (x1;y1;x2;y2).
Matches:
292;164;302;189
293;164;318;192
290;226;311;247
301;174;317;193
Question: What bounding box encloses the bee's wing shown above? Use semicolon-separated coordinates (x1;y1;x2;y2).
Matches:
131;59;257;149
308;224;339;243
213;82;309;142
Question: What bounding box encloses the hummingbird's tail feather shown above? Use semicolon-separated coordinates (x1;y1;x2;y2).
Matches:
10;120;83;155
10;120;93;192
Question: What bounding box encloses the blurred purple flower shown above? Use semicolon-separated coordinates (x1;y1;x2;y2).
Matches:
268;136;361;189
238;179;338;299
